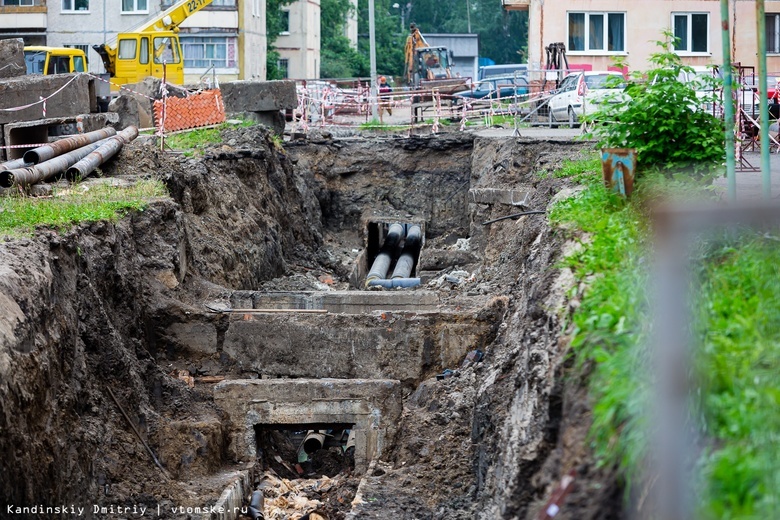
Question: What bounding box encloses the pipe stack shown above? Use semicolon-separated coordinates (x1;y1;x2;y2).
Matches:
0;126;137;189
365;223;424;289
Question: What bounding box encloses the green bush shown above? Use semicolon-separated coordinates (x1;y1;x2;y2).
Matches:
584;32;725;169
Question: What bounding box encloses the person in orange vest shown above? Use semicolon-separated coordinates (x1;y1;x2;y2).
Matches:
379;75;392;123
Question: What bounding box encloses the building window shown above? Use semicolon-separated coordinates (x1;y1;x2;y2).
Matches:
2;0;35;6
181;36;237;69
253;0;261;17
62;0;89;11
277;58;289;78
280;10;290;34
568;12;624;53
767;14;780;54
162;0;234;6
121;0;147;12
672;13;709;53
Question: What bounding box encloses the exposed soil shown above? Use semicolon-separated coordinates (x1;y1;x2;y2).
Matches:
0;126;622;519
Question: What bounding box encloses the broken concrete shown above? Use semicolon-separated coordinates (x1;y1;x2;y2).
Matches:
0;74;92;126
214;378;403;473
469;187;533;206
226;290;440;314
0;38;25;79
221;80;297;113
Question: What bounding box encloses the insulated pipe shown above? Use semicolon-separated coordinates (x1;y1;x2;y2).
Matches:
391;224;422;279
248;490;264;520
0;139;109;188
345;430;355;452
303;430;327;454
23;127;117;165
366;223;405;283
366;277;421;289
66;126;139;181
0;157;32;172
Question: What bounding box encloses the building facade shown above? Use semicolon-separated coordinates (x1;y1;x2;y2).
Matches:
504;0;780;74
0;0;266;83
275;0;321;79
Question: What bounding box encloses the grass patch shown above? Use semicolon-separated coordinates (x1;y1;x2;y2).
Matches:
359;120;408;132
551;165;778;517
0;179;167;236
164;119;257;156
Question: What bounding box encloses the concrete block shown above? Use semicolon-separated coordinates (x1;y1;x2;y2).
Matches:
221;80;297;112
3;113;119;160
236;110;285;135
0;39;26;79
0;74;92;126
468;188;533;206
214;378;402;473
246;290;440;314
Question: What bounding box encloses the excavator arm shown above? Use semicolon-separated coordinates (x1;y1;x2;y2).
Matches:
404;25;428;85
136;0;214;34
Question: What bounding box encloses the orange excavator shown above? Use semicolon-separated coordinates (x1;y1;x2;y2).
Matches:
403;23;467;93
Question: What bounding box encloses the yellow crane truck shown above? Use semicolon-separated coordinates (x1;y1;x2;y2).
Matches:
93;0;214;89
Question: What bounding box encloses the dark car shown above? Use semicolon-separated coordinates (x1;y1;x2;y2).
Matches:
453;76;529;103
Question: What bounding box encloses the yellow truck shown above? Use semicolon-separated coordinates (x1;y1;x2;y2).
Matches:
23;46;88;75
93;0;213;89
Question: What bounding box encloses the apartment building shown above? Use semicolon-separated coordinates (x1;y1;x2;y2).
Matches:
503;0;780;73
0;0;266;83
275;0;321;79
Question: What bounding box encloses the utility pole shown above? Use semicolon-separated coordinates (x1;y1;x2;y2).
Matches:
369;0;378;120
757;0;771;198
720;0;736;202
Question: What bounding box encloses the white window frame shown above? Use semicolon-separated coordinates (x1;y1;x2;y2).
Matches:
566;11;626;56
180;35;239;74
252;0;261;17
279;9;291;36
61;0;89;12
671;12;710;56
767;13;780;54
121;0;148;14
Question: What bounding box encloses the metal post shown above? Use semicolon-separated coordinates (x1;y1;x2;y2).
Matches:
368;0;378;120
721;0;737;201
757;0;771;198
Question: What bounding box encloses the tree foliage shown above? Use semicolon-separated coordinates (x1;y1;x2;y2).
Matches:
585;33;725;168
321;0;368;78
267;0;295;80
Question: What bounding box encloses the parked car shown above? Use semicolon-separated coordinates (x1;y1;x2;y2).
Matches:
547;71;626;127
453;75;529;103
478;63;528;81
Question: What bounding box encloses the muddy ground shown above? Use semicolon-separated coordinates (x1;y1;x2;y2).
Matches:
0;126;622;519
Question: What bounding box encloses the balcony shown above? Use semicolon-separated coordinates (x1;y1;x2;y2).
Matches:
501;0;529;11
0;0;46;29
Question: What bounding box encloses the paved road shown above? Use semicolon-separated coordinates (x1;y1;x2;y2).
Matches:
711;151;780;200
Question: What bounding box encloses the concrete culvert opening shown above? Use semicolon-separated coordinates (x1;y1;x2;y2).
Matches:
0;126;619;519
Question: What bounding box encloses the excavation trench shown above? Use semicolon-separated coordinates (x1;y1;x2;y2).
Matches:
0;129;620;519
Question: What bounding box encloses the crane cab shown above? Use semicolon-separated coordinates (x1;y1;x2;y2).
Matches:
94;32;184;90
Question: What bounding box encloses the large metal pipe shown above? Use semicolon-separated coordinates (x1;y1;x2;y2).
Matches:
247;490;264;520
366;223;405;283
0;157;32;172
23;127;117;165
391;224;422;279
0;139;109;188
66;126;139;181
366;277;421;288
303;430;327;454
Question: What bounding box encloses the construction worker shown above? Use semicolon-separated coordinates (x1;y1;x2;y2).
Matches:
378;76;392;123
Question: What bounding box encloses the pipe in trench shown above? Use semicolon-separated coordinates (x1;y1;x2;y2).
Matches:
0;157;32;172
248;490;264;520
66;126;139;181
0;139;110;188
391;224;422;279
23;127;117;165
365;223;405;283
367;277;421;289
303;430;327;454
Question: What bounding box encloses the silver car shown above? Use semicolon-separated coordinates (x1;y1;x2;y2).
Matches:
547;71;626;127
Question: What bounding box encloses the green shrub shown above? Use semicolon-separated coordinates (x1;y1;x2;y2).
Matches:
584;32;724;169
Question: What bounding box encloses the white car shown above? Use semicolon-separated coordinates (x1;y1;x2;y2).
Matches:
547;71;627;127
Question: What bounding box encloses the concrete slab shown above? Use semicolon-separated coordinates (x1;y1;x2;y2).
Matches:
0;39;25;80
469;188;533;206
214;378;402;473
221;80;297;112
0;74;92;125
224;290;441;314
219;311;495;384
3;113;119;160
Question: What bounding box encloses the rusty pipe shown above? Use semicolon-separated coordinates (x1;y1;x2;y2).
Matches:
0;139;110;188
23;127;117;165
0;157;32;172
66;126;139;181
